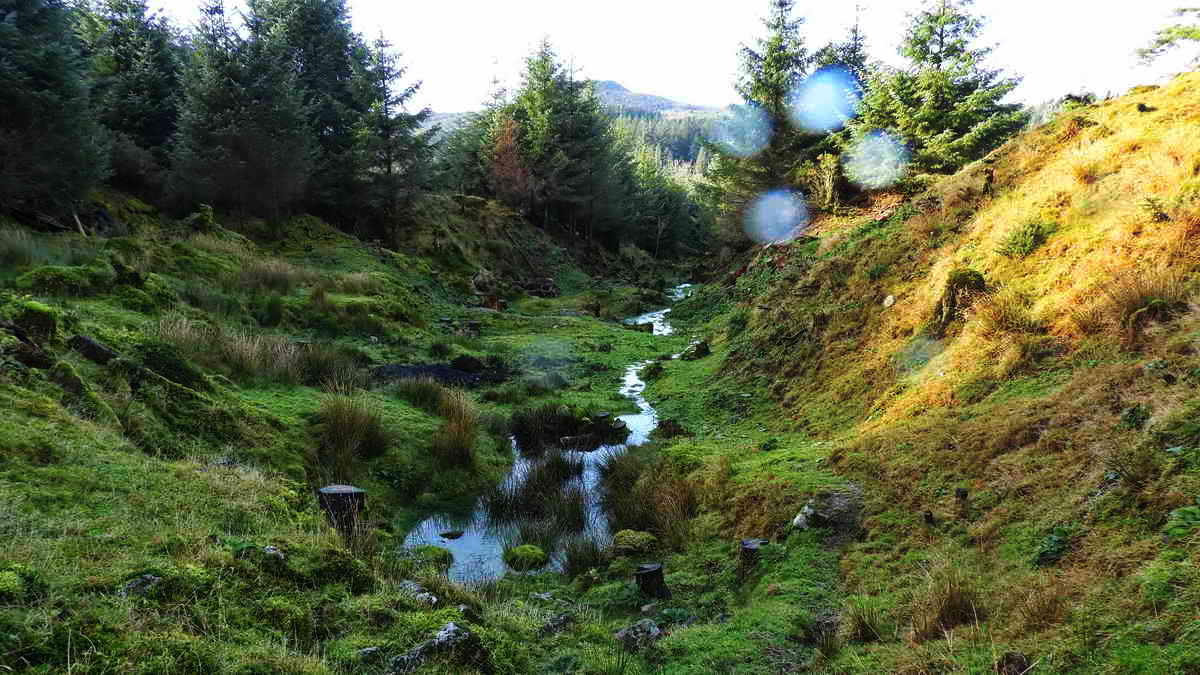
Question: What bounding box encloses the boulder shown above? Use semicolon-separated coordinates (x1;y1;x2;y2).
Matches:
399;580;439;607
615;619;663;652
791;485;863;541
537;612;576;637
994;652;1033;675
680;341;710;361
119;574;162;598
388;622;490;674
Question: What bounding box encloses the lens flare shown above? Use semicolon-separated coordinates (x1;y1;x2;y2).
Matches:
844;131;909;190
709;105;771;158
744;190;810;244
788;65;862;134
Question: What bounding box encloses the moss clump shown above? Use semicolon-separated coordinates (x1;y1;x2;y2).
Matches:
411;545;455;569
0;570;24;600
612;530;658;556
49;360;118;425
135;340;208;391
503;544;549;572
7;300;62;342
933;268;986;336
15;263;113;295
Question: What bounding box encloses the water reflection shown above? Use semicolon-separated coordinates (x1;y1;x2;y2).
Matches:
402;286;690;582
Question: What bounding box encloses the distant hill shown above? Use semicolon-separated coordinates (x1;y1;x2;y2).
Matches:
425;81;719;133
590;80;718;115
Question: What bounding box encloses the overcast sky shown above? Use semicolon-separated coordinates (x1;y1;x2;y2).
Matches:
154;0;1196;113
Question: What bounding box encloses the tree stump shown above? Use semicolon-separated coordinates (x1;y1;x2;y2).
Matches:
738;539;770;569
318;485;365;534
69;335;120;365
955;488;969;519
634;563;671;599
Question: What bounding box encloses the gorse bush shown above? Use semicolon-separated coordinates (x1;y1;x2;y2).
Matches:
997;221;1056;258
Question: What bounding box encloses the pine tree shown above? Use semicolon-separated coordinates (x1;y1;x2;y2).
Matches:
351;35;434;231
0;0;109;216
1138;8;1200;65
168;1;314;219
851;0;1026;174
76;0;182;191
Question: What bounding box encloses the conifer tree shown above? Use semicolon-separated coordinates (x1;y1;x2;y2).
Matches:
245;0;366;216
0;0;109;216
1139;8;1200;65
77;0;182;191
351;35;434;230
851;0;1026;174
168;1;314;219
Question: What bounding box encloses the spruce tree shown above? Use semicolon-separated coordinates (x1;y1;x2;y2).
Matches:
168;1;314;219
851;0;1026;174
351;35;435;231
245;0;365;216
0;0;109;216
77;0;182;191
1139;8;1200;65
703;0;813;247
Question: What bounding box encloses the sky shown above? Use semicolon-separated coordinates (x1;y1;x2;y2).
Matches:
154;0;1197;113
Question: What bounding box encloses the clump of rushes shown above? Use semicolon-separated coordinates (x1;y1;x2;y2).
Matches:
430;388;479;467
317;392;392;481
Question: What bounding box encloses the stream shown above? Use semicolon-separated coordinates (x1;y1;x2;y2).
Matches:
402;284;692;582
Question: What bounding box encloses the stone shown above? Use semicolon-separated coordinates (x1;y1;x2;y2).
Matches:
994;651;1033;675
439;530;465;540
614;619;663;652
529;591;556;602
358;646;383;661
882;295;896;308
680;340;710;361
262;545;285;561
388;622;489;674
399;580;439;607
537;612;576;637
640;602;659;615
68;335;120;365
791;485;864;542
119;574;162;598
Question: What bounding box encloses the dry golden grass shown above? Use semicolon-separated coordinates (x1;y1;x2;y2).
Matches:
971;288;1043;337
907;554;984;643
1098;267;1192;344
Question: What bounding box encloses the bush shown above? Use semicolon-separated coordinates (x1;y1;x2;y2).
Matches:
997;221;1056;258
503;544;549;571
317;393;393;481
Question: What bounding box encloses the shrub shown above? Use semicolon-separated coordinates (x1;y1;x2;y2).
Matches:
503;545;549;572
997;221;1056;258
317;393;392;480
612;530;657;556
907;555;983;642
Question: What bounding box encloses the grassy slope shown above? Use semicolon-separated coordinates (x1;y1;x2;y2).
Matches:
0;192;693;673
638;72;1200;673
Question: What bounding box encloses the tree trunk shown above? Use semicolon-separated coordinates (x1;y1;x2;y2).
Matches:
634;563;671;599
318;484;366;534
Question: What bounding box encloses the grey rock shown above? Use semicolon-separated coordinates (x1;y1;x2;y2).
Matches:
791;485;863;541
529;591;555;602
400;580;438;607
262;545;285;561
389;622;489;673
680;340;710;361
615;619;663;652
537;612;575;637
119;574;162;598
358;646;383;660
883;295;896;308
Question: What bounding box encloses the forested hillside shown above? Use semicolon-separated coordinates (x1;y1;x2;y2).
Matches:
3;0;1200;673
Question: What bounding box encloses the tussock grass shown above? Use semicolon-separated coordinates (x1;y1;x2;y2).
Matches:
188;233;248;259
337;271;383;295
237;258;320;294
996;221;1055;259
317;392;392;481
391;377;446;413
430;389;479;467
906;555;984;643
971;288;1043;336
1099;268;1191;343
562;536;605;578
842;595;888;642
599;450;697;549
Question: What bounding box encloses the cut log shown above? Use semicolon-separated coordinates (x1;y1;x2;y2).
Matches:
318;485;366;534
634;563;671;599
738;538;770;569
